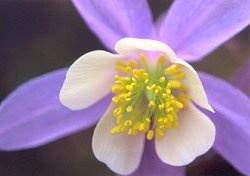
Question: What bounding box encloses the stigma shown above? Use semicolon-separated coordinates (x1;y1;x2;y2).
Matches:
111;54;190;140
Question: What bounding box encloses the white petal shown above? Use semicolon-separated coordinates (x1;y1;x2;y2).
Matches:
59;50;118;110
155;104;215;166
115;38;176;60
92;104;145;175
174;59;214;112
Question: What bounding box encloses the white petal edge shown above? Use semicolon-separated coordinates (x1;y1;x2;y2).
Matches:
59;50;119;110
174;59;214;112
155;104;215;166
115;38;177;60
92;104;145;175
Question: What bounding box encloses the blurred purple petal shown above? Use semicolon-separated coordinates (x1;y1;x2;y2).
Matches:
129;141;185;176
231;59;250;96
0;69;111;151
72;0;155;50
199;72;250;175
158;0;250;62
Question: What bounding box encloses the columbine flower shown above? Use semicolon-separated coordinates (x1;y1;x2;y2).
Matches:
0;0;249;175
59;38;216;175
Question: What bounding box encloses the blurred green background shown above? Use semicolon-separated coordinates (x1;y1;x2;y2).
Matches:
0;1;249;176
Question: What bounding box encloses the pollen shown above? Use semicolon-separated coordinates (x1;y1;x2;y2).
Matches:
111;54;190;140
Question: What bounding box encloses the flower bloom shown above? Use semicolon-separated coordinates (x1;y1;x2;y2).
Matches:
0;0;250;176
59;38;216;174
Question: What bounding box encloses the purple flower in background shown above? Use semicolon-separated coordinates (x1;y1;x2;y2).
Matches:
0;0;250;175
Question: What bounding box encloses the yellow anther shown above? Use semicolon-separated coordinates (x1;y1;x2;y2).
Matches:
151;84;156;89
162;93;167;98
124;120;133;126
159;77;166;83
133;70;140;78
125;85;130;90
126;92;131;97
127;128;133;135
115;62;127;72
126;106;133;112
165;64;180;75
146;130;154;140
138;69;145;77
166;87;171;94
112;85;123;93
143;73;149;79
125;98;132;102
159;125;165;129
112;97;119;103
178;95;189;106
145;118;151;123
157;118;164;123
128;60;138;68
168;80;182;89
113;108;121;115
116;115;123;124
148;100;155;108
128;128;137;135
174;100;184;109
125;66;132;74
115;74;120;80
132;125;139;135
121;126;128;133
116;61;126;66
156;86;162;90
139;123;146;131
146;85;153;91
156;88;162;95
111;127;120;134
124;77;131;82
154;89;159;95
163;118;168;123
128;84;135;91
131;82;136;86
165;102;171;108
132;77;137;82
158;103;165;110
172;72;185;80
166;107;173;113
168;115;174;122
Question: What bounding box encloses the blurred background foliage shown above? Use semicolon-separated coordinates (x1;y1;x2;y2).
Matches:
0;0;249;176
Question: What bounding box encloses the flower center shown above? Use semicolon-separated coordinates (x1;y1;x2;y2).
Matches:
111;54;189;140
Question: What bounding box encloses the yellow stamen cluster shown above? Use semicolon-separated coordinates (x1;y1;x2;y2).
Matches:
111;55;189;140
